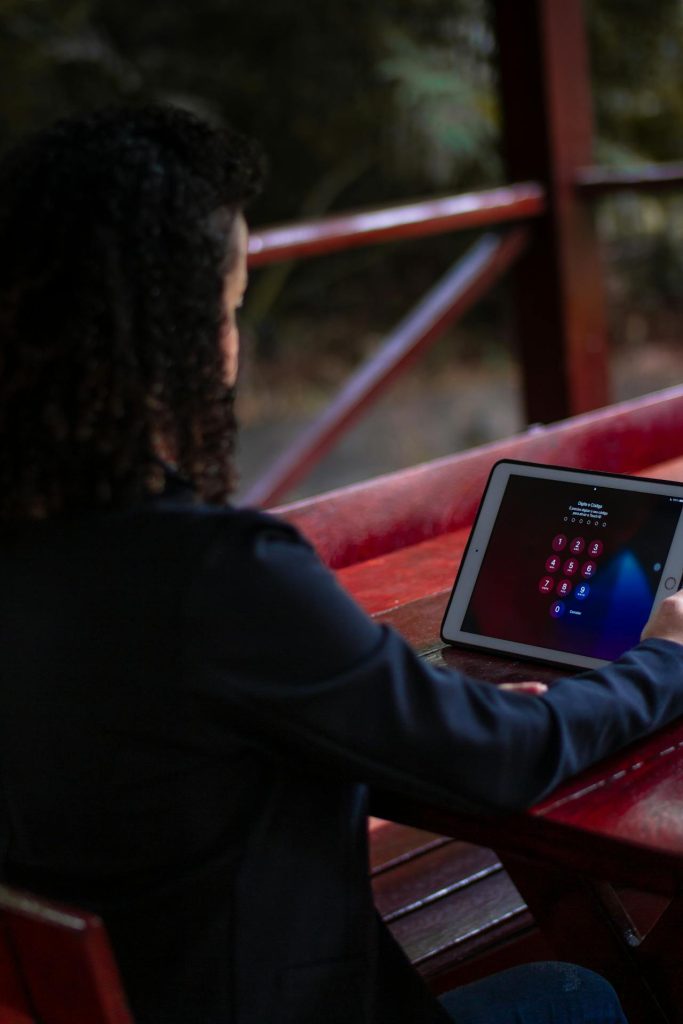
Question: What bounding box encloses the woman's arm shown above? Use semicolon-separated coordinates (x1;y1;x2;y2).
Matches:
183;513;683;814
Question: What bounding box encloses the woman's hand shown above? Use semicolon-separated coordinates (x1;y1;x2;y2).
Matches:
499;681;548;696
641;591;683;646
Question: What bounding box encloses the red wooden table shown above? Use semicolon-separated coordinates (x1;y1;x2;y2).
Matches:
277;388;683;1023
339;452;683;1023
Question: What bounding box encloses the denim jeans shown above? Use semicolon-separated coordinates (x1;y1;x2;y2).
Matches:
439;962;629;1023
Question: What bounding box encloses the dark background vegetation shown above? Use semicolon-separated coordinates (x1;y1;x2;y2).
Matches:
1;0;682;498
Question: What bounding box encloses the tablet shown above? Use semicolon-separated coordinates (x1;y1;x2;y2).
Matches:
441;460;683;669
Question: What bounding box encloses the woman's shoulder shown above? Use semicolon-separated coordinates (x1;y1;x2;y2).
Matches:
139;498;314;584
141;465;308;552
156;498;305;546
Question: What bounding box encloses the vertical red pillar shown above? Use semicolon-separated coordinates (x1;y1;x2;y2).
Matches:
492;0;609;422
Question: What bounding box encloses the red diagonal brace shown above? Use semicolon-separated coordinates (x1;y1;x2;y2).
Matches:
243;227;530;508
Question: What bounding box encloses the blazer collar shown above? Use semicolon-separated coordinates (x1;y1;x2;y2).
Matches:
153;460;198;505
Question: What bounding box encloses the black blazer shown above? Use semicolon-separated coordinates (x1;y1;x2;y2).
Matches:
2;476;683;1024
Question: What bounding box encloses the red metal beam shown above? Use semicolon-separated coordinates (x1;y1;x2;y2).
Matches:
577;161;683;196
247;184;544;266
242;227;529;508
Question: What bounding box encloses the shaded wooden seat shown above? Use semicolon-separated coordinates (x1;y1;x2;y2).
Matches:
0;885;132;1024
370;820;552;992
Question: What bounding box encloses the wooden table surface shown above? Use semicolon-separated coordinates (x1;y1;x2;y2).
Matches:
337;454;683;1023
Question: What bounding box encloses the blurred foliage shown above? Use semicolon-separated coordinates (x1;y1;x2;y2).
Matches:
1;0;682;353
3;0;682;215
0;0;504;222
589;0;683;165
584;0;683;347
377;2;500;188
3;0;682;197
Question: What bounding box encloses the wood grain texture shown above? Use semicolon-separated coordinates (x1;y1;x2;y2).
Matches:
336;529;468;617
389;869;527;967
276;386;683;568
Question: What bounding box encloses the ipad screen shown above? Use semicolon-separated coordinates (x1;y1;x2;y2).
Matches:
461;473;683;662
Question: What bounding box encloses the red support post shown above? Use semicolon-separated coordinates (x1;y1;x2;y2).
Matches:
492;0;610;422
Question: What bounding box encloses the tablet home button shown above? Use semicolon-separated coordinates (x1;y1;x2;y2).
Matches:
665;577;677;590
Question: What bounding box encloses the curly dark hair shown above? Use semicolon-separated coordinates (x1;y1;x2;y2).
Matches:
0;105;264;519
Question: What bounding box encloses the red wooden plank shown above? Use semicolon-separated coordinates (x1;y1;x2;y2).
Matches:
336;528;469;616
247;184;544;266
377;592;451;656
244;229;529;507
369;821;451;874
378;783;683;900
0;921;33;1024
10;920;131;1024
368;820;543;990
533;718;683;857
577;161;683;196
373;842;502;921
276;385;683;569
388;869;528;968
636;455;683;482
0;888;132;1024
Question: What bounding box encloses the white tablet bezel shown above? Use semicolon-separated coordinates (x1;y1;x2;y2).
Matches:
441;459;683;669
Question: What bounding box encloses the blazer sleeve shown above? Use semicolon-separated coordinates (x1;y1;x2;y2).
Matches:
183;512;683;814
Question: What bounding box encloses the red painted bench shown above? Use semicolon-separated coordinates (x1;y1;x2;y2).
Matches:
0;884;132;1024
276;384;683;992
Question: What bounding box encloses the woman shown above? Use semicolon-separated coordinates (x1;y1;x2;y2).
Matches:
1;105;682;1024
